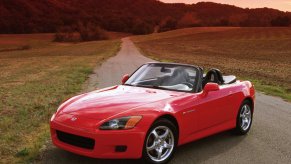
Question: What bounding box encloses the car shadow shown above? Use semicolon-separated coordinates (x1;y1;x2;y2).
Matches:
37;131;246;164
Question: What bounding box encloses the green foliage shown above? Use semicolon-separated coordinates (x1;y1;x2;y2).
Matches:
250;78;291;101
15;148;29;157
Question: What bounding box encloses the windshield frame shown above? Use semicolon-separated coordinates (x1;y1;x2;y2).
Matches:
124;62;202;93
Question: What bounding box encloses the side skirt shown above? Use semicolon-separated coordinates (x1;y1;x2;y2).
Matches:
178;119;236;146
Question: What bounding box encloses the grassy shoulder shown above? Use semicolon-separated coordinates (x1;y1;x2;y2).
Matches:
132;27;291;102
0;36;121;163
248;78;291;101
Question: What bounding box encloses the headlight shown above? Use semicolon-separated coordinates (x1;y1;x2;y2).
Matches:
99;116;142;130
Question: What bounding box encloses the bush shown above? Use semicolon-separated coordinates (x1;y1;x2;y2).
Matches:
54;23;108;42
54;26;79;42
78;22;108;41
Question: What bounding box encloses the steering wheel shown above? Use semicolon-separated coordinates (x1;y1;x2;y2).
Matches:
181;82;193;88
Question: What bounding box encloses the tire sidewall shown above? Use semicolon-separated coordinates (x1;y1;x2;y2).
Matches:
142;119;178;164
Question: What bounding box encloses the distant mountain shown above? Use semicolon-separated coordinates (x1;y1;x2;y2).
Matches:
0;0;290;34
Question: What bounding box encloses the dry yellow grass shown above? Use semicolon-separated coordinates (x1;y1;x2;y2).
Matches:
132;27;291;100
0;34;120;162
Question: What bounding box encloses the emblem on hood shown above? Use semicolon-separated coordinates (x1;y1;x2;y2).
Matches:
71;116;77;121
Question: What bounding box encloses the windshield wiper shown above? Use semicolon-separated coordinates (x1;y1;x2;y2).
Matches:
133;84;166;90
123;83;133;86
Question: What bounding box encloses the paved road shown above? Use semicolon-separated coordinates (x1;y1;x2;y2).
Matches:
38;38;291;164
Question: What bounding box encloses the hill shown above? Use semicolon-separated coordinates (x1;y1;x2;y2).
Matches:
0;0;290;34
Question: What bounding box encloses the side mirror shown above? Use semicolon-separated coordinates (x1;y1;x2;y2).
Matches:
203;83;219;93
121;74;129;84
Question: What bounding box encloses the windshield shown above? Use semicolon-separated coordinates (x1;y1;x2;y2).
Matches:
125;63;198;92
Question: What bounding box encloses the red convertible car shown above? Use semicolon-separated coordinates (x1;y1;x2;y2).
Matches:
50;62;255;163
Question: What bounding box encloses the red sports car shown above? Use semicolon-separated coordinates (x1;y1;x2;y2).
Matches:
50;62;255;163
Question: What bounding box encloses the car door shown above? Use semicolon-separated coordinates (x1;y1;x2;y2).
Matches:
194;87;231;132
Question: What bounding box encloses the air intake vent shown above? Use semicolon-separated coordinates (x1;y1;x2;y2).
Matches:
56;130;95;150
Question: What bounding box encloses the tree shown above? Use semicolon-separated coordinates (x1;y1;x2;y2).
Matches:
131;19;154;35
271;16;291;26
177;12;201;28
159;16;177;32
54;22;108;42
78;22;108;41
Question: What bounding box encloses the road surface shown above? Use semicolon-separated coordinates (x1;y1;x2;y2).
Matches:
38;38;291;164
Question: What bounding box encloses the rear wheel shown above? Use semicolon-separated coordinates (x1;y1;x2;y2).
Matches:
142;119;177;164
234;100;253;135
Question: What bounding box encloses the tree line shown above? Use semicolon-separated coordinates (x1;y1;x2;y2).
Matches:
0;0;290;35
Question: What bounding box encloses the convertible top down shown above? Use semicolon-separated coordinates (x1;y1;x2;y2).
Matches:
50;62;255;163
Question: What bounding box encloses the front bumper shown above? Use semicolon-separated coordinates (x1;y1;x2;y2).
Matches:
50;119;146;159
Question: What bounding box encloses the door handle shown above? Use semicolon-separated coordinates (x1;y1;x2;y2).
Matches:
228;91;234;97
183;109;196;115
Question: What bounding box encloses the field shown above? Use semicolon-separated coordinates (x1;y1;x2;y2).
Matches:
0;34;121;162
1;27;291;163
132;27;291;101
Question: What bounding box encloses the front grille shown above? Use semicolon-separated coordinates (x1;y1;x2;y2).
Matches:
56;130;95;150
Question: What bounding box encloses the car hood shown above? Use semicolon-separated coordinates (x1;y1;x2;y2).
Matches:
59;85;184;120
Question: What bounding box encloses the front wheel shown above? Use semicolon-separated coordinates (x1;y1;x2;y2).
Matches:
234;100;253;135
142;119;177;164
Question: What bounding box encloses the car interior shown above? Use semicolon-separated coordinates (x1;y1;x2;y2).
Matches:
128;65;237;92
131;66;196;91
202;68;237;88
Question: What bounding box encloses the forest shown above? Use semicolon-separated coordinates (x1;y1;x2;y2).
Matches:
0;0;291;34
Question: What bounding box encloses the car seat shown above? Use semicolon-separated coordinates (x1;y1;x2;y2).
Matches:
161;67;189;86
202;68;224;88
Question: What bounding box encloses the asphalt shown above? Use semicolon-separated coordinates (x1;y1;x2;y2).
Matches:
38;38;291;164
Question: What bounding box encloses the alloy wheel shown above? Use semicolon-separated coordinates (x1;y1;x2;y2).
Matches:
239;104;252;131
146;126;175;162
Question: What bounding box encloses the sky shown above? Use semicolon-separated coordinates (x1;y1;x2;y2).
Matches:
159;0;291;12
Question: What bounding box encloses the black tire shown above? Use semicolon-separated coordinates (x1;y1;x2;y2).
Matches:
142;118;178;164
234;100;253;135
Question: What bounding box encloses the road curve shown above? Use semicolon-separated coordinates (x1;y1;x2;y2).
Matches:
38;38;291;164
